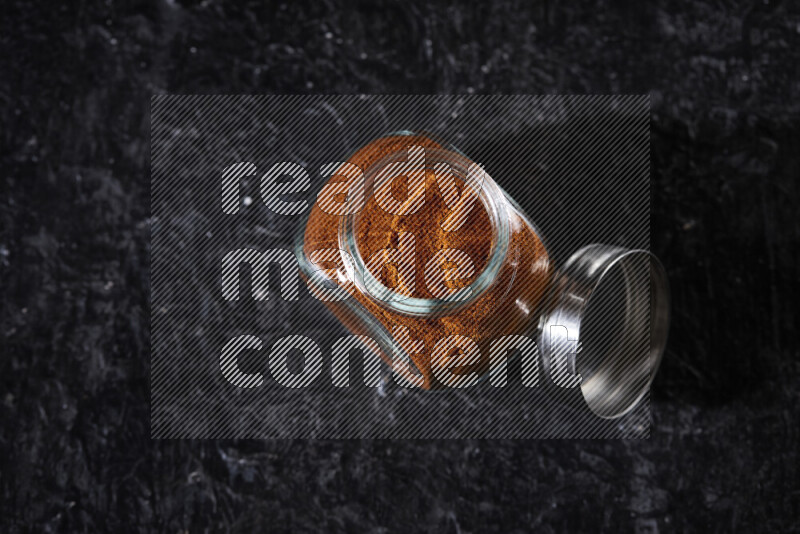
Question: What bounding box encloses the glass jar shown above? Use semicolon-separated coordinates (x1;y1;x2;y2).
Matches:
295;131;669;418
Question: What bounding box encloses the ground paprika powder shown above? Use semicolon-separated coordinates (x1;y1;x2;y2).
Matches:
301;132;551;389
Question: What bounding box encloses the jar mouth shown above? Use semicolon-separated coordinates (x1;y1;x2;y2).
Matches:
338;147;511;318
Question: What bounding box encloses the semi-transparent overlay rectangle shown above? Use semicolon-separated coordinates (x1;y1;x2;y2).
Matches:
151;95;651;438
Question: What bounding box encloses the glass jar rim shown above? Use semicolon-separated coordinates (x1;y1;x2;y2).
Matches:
338;145;512;318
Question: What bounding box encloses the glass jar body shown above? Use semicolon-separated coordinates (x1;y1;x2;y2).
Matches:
297;133;551;389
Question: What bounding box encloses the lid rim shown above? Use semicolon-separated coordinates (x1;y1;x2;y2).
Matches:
538;244;670;419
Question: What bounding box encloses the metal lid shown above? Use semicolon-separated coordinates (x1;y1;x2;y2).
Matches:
538;245;670;419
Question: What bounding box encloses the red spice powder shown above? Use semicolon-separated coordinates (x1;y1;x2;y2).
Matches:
303;134;551;388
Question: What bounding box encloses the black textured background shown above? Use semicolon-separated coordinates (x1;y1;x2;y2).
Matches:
1;1;798;532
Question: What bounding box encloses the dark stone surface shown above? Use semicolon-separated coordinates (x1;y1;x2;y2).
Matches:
1;0;798;532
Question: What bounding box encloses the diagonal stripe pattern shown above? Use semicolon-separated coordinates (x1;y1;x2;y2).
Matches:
151;95;653;439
